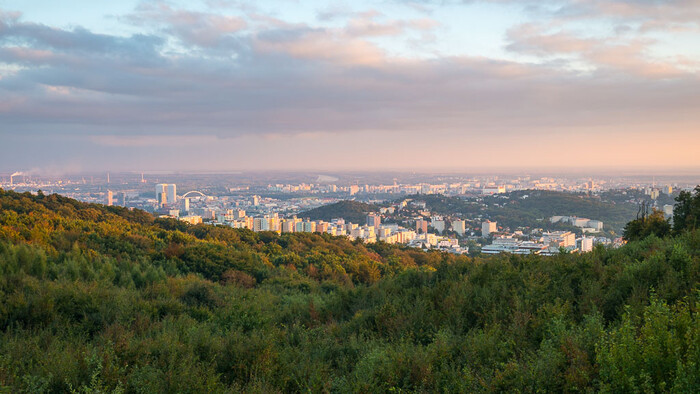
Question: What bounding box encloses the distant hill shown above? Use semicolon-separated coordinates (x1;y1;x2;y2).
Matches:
407;191;638;233
300;200;378;223
489;190;639;232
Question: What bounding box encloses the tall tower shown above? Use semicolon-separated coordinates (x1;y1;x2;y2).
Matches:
155;184;168;207
155;184;177;207
367;213;381;229
166;184;177;205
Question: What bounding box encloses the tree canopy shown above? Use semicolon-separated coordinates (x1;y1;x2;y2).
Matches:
0;188;698;392
673;186;700;234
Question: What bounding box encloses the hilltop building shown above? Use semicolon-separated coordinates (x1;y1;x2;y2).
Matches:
452;219;466;236
482;220;497;237
550;216;603;232
541;231;576;248
431;216;445;233
367;213;381;229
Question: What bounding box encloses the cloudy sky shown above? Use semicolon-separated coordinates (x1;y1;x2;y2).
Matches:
1;0;699;173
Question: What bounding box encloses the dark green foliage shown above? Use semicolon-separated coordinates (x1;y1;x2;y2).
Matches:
623;210;672;241
300;200;378;223
407;190;639;233
1;188;699;392
673;186;700;234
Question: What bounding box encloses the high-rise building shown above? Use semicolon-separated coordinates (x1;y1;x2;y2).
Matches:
316;221;330;233
106;190;113;206
415;218;428;234
281;217;301;233
268;215;280;233
233;209;246;219
116;192;126;207
663;204;674;218
482;220;497;237
542;231;576;248
155;184;177;207
253;217;269;232
155;184;167;207
580;237;593;252
166;184;177;205
349;185;359;195
452;219;466;236
431;216;445;233
367;213;381;229
303;221;316;233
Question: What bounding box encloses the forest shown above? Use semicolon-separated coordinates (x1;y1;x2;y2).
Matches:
407;191;639;234
301;200;379;224
0;187;698;392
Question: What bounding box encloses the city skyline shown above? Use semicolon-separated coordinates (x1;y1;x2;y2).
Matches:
2;0;700;172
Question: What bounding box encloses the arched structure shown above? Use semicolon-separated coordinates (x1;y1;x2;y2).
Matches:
182;190;207;198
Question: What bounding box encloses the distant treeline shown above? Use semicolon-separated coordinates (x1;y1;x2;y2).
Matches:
405;190;639;233
0;188;698;392
300;200;379;224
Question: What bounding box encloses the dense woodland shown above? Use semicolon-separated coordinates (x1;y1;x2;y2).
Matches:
301;200;379;224
406;191;639;234
0;187;699;392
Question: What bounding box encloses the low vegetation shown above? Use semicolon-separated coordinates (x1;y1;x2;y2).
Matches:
0;188;698;392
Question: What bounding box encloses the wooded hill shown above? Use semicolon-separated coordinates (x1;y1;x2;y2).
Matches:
405;191;639;233
300;200;378;224
0;188;698;392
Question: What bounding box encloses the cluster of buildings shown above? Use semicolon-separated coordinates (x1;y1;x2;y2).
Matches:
258;176;651;197
418;216;468;236
480;221;623;255
259;178;686;202
263;181;558;197
644;185;674;200
143;183;339;222
155;184;177;207
178;209;467;254
481;230;596;255
153;185;467;254
550;216;604;233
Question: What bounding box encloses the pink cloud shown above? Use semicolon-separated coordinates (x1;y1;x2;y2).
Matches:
127;2;247;47
507;23;696;78
251;11;438;66
253;29;387;66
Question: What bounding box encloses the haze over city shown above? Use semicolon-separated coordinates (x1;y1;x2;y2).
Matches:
1;0;699;173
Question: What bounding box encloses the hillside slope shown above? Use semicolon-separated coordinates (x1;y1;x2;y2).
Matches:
300;200;378;224
0;189;698;392
408;191;638;233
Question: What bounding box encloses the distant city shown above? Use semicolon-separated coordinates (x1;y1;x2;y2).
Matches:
2;171;696;256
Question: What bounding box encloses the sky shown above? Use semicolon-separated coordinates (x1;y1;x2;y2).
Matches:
1;0;699;174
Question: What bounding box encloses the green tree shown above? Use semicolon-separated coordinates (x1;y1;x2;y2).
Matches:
623;210;671;241
673;185;700;234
